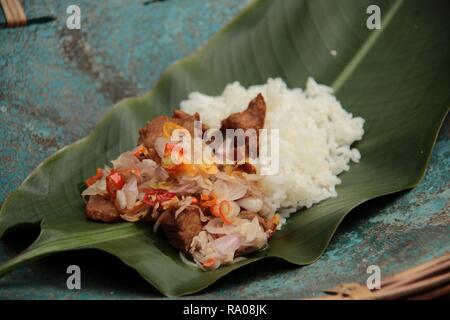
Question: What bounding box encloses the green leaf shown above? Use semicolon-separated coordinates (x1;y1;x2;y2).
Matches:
0;0;449;296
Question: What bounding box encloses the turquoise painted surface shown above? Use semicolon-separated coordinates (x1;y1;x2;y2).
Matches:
0;0;448;299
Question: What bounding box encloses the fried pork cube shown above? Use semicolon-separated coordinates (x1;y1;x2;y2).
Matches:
157;207;203;251
85;195;122;223
221;93;266;131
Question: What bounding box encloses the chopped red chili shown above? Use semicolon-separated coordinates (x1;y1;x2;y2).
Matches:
142;188;176;206
106;171;125;199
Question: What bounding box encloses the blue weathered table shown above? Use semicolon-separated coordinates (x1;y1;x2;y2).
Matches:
0;0;449;299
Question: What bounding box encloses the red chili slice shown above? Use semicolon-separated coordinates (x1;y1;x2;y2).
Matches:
142;188;176;206
106;171;125;199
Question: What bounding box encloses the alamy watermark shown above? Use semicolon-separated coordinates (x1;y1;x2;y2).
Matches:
66;265;81;290
164;121;279;176
66;5;81;30
366;5;381;30
366;264;381;290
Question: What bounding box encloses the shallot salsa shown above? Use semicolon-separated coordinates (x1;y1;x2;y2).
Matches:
82;94;279;269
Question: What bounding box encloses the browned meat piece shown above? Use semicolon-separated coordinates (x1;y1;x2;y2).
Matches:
174;110;209;132
221;94;266;131
137;115;171;149
239;211;276;232
172;110;200;136
85;195;122;223
220;94;266;161
158;207;203;250
137;110;200;150
173;110;198;121
173;109;190;119
235;163;257;174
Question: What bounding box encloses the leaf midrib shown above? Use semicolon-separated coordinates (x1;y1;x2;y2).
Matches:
331;0;405;92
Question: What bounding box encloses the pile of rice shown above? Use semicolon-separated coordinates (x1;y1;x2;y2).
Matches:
181;78;364;221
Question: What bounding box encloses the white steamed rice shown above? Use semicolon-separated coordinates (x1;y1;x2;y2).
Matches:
180;78;364;220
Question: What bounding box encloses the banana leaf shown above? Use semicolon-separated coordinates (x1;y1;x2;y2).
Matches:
0;0;449;297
